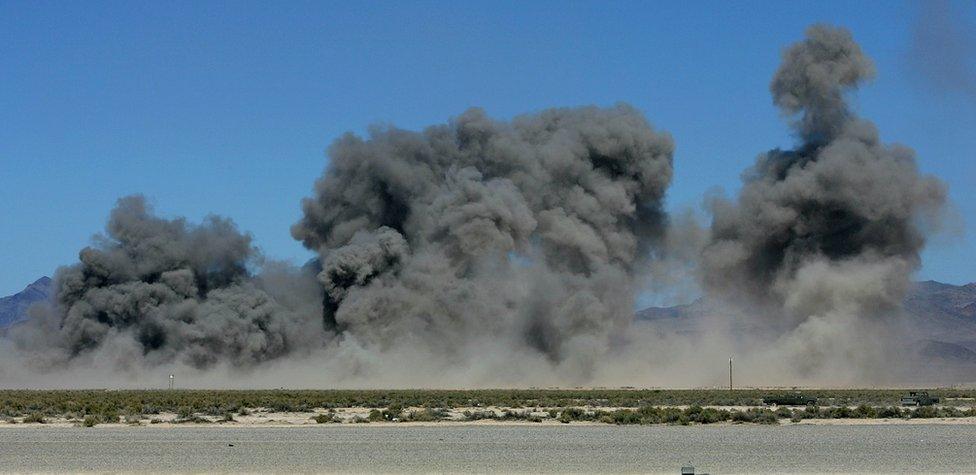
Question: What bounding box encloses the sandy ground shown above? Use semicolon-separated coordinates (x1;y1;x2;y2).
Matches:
3;404;976;428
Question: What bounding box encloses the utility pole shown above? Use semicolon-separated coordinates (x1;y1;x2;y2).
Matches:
729;356;733;391
169;373;174;390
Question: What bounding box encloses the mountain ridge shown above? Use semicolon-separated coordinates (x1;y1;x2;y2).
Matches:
0;276;52;327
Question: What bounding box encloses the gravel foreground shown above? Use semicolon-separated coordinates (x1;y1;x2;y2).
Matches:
1;424;975;473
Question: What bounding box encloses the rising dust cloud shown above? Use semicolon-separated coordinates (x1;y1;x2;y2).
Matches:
0;25;957;388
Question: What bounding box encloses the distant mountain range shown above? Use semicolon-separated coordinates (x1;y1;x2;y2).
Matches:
638;280;976;364
2;277;975;364
0;276;52;327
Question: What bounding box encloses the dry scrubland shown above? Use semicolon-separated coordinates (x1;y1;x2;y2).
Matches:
2;389;976;427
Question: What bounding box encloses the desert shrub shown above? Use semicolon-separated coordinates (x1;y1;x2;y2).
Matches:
312;413;336;423
753;410;778;425
853;405;877;418
269;401;297;412
177;407;194;420
663;407;686;424
774;407;793;419
731;410;752;423
82;415;99;427
828;406;853;419
23;412;45;424
0;388;972;422
382;404;403;421
731;408;778;424
939;406;962;418
877;406;903;418
220;412;235;422
406;408;448;422
608;409;642;425
99;408;120;424
238;408;251;416
912;406;939;418
368;409;384;422
696;407;731;424
558;407;586;423
462;410;497;421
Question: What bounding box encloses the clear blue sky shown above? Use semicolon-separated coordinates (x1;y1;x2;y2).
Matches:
1;1;973;296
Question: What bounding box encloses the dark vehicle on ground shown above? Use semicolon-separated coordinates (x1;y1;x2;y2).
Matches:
762;392;817;406
900;391;939;406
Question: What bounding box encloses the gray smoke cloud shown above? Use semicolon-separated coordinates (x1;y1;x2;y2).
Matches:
8;196;324;371
4;105;675;385
701;25;947;379
293;105;674;376
1;25;959;388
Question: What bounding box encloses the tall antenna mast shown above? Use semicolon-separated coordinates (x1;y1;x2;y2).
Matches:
729;356;733;391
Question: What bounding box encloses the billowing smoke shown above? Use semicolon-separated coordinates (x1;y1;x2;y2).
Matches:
293;105;674;375
0;25;958;388
5;105;674;384
701;25;947;379
9;196;324;371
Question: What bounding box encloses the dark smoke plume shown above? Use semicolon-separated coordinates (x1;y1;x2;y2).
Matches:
11;196;323;370
293;105;674;373
2;25;957;388
701;25;946;377
6;105;674;383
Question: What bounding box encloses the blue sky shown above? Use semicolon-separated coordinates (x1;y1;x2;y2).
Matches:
1;0;973;296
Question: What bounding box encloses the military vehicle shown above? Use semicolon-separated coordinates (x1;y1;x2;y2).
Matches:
900;391;939;406
762;392;817;406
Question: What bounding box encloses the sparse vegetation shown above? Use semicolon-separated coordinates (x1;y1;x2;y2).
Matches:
22;412;46;424
312;413;337;423
0;389;972;426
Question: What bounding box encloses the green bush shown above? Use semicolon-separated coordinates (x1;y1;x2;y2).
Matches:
558;407;586;423
828;406;853;419
22;412;46;424
853;405;877;418
877;406;903;418
177;407;194;420
406;408;448;422
731;408;778;424
0;388;973;424
912;406;939;418
82;415;99;427
462;410;497;421
383;404;403;421
312;413;336;423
